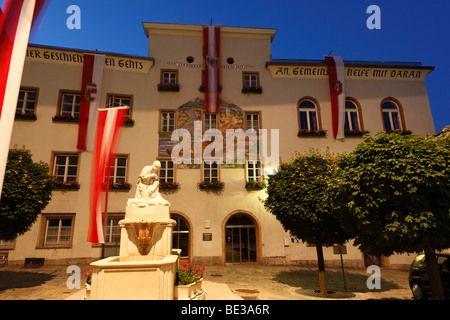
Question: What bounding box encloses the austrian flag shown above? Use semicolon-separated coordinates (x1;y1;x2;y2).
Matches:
0;0;48;197
87;107;128;244
325;56;346;140
203;26;221;113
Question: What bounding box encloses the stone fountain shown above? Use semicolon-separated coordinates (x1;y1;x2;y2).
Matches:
89;161;179;300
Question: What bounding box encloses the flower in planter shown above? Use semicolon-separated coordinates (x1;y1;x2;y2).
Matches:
157;83;180;92
297;129;327;137
159;181;180;190
344;129;370;137
241;86;263;94
385;129;412;135
15;110;37;120
122;118;135;127
110;182;132;191
54;180;80;190
84;269;93;285
175;263;205;286
52;114;79;122
198;180;224;191
245;180;266;191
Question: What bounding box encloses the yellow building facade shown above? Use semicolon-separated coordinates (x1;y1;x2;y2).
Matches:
2;23;436;267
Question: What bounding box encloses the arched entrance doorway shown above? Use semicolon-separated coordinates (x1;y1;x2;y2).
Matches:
224;213;258;264
171;213;191;263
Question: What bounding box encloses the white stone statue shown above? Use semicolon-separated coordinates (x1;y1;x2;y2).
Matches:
127;161;170;207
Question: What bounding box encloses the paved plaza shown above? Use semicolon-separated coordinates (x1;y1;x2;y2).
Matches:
0;262;413;300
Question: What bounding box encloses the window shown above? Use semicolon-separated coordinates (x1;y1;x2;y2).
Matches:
344;100;361;131
204;113;217;131
159;160;175;183
41;215;74;247
382;100;403;131
243;72;259;88
52;154;79;183
16;88;38;115
203;160;219;183
104;215;123;245
245;113;260;131
160;111;176;132
298;99;319;130
108;94;132;120
247;160;262;182
59;92;80;118
161;70;178;84
109;156;128;184
171;214;190;259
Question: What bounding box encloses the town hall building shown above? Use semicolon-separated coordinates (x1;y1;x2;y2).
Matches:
1;22;436;268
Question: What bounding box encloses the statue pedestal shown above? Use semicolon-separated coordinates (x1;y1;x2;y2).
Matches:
119;205;174;257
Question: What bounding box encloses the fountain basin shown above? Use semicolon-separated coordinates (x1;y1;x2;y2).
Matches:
90;254;178;300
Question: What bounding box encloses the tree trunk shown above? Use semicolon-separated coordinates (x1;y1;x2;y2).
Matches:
424;249;445;300
316;244;328;295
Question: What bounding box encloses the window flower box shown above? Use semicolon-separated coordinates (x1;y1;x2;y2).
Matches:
52;114;79;123
297;129;327;137
53;180;80;190
122;118;135;127
344;129;370;137
241;86;263;94
198;180;224;191
245;180;266;191
109;182;132;191
385;129;412;135
159;181;180;190
157;83;180;92
15;111;37;121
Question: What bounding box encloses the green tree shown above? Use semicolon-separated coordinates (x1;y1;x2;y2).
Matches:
0;148;54;241
335;132;450;300
264;149;352;295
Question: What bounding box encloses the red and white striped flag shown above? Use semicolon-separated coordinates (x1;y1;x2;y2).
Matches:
325;56;346;140
203;25;221;113
0;0;47;198
87;107;128;244
77;54;106;152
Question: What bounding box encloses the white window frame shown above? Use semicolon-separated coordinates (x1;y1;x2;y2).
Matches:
298;100;318;130
382;101;402;131
105;216;122;245
204;113;217;131
60;93;80;117
44;217;73;246
109;156;128;184
203;160;219;183
159;160;175;183
162;71;177;84
246;113;260;131
247;160;263;182
108;95;132;119
344;101;361;131
53;154;79;183
243;73;258;87
161;111;175;132
16;89;37;114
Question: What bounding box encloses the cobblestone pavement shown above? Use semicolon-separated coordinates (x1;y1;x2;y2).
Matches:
0;263;413;300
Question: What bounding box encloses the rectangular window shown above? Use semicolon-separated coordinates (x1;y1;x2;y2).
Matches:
245;113;260;131
105;216;122;245
203;160;219;183
161;70;178;84
109;155;128;184
247;160;262;182
243;73;259;88
160;111;176;132
44;217;73;246
159;160;175;183
204;113;217;131
108;94;132;119
53;154;79;183
16;89;38;114
59;92;81;118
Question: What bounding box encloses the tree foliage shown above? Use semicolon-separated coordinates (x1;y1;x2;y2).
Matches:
264;149;351;246
0;148;54;240
335;132;450;256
